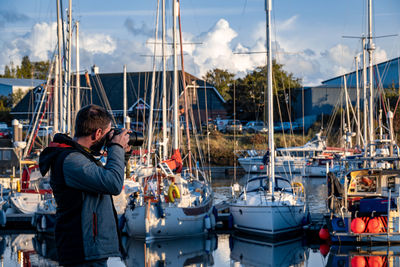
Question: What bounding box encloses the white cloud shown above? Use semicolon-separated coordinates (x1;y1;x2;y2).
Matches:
0;18;392;88
81;33;116;54
373;47;388;64
0;22;57;72
278;15;298;31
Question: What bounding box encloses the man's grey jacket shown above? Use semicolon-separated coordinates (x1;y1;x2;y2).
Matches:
39;133;125;265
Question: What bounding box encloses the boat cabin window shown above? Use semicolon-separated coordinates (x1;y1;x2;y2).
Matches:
246;177;268;192
387;175;397;192
245;177;292;192
275;178;292;191
349;175;380;195
279;151;315;158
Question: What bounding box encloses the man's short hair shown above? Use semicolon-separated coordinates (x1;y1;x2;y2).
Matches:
74;104;112;137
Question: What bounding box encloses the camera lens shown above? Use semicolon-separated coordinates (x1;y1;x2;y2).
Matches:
128;131;144;146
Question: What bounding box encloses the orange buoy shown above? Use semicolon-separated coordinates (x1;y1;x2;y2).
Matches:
367;218;382;233
319;227;330;240
367;256;383;267
351;218;366;233
319;243;330;256
351;256;366;267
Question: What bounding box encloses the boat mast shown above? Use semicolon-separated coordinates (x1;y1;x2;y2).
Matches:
178;0;193;173
75;21;80;120
367;0;375;156
54;54;59;134
162;0;168;160
67;0;72;133
146;0;160;165
265;0;275;194
123;64;127;127
362;37;368;152
56;0;63;133
172;0;179;152
355;55;361;147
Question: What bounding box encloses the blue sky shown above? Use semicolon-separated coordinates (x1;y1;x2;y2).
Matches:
0;0;399;85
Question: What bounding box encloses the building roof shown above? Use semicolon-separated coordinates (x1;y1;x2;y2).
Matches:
0;78;45;87
11;70;227;118
322;57;400;88
79;70;225;113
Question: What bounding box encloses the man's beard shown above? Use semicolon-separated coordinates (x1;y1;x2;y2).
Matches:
90;134;108;156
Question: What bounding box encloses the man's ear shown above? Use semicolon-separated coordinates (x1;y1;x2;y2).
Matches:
92;128;102;141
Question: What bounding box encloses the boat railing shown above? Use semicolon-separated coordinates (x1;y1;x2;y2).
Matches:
291;184;306;202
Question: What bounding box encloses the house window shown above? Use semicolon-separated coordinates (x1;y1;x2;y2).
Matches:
2;150;11;160
35;92;42;103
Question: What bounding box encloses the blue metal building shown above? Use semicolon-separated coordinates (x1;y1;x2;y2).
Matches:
294;57;400;123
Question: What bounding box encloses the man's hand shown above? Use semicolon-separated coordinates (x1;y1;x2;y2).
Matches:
111;129;131;152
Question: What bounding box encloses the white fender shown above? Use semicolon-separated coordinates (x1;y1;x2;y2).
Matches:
204;215;211;230
41;215;47;230
210;213;216;230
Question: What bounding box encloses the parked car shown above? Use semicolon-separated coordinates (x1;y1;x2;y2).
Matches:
215;119;230;132
201;120;217;133
0;123;10;139
36;126;53;137
243;121;268;133
225;120;242;134
274;122;300;133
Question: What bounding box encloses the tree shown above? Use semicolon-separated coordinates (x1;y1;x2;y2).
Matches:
33;61;50;79
226;60;302;122
11;89;25;107
16;56;33;79
1;56;49;79
203;68;235;101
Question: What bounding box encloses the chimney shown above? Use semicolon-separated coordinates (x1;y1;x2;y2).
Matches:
91;64;99;76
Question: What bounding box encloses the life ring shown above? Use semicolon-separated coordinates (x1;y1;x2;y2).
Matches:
291;182;304;193
168;183;181;203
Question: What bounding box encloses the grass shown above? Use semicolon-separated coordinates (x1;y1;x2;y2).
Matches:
191;129;319;166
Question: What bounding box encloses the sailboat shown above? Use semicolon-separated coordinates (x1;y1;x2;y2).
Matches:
123;0;214;241
325;0;400;243
230;0;306;236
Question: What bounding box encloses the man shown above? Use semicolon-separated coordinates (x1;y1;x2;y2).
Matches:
39;104;130;266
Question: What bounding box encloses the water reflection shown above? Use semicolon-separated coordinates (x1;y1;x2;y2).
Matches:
0;176;394;267
2;233;400;266
327;244;400;266
229;233;308;267
123;234;217;267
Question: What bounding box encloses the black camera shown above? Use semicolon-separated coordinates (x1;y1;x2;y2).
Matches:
107;128;144;147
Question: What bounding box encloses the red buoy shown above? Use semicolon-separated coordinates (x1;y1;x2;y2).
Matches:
319;227;330;240
351;256;366;267
351;218;366;233
319;243;330;256
367;218;382;233
367;256;383;267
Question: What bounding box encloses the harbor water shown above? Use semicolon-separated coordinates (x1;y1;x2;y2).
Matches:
2;174;398;266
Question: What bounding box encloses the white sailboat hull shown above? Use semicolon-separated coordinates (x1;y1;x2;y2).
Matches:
9;193;42;214
230;204;305;235
124;199;213;241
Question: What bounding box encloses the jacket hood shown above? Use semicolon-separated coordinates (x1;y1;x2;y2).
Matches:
39;133;92;176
